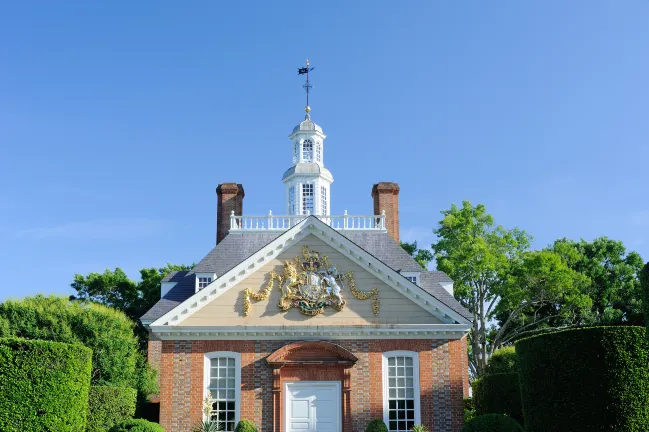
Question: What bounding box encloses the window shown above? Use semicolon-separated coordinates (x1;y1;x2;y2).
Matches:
405;276;417;284
288;186;296;215
383;351;420;432
293;142;298;163
302;139;313;162
198;277;212;289
320;186;327;215
316;141;322;162
205;352;241;431
402;272;420;286
302;183;314;215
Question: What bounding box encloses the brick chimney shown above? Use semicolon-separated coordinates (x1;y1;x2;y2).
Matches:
372;182;400;244
216;183;244;244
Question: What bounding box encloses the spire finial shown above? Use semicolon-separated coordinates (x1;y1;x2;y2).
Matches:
297;59;314;119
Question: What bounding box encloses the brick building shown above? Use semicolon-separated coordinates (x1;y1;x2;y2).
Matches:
141;104;472;432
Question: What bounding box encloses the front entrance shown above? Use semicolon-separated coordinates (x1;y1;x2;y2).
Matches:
285;381;341;432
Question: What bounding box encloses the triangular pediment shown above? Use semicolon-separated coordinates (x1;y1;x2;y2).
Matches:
150;218;471;331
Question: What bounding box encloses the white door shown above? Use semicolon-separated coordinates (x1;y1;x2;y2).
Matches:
285;381;341;432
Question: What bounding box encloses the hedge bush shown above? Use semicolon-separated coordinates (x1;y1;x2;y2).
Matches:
108;419;165;432
366;419;388;432
516;326;649;432
472;373;523;425
461;414;524;432
0;337;92;432
87;386;137;432
485;346;517;374
235;419;258;432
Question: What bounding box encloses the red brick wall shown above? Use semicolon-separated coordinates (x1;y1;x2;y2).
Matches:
147;331;162;403
158;338;467;432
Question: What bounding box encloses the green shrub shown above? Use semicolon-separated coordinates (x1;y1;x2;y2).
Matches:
485;346;517;374
472;373;523;425
0;337;92;432
410;425;428;432
461;414;524;432
0;295;157;404
464;397;476;423
87;386;137;432
516;326;649;432
235;419;258;432
641;262;649;342
366;419;388;432
108;419;165;432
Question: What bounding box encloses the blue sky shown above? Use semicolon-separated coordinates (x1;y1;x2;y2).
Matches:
1;1;648;301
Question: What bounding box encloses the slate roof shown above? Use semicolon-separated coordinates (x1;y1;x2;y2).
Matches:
141;222;471;322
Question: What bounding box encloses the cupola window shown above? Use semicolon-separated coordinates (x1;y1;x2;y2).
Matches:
302;183;314;215
302;139;313;162
316;141;322;162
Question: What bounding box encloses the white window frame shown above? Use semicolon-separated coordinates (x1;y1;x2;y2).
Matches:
382;351;421;432
195;273;216;292
316;141;322;163
302;183;314;215
401;272;421;286
302;139;313;162
320;186;327;216
288;186;296;215
204;351;241;429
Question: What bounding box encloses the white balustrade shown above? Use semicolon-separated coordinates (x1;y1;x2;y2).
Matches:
230;210;386;232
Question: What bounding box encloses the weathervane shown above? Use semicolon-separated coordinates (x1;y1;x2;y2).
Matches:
297;59;314;118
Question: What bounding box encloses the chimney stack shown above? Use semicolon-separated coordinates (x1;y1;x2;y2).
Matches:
372;182;400;244
216;183;244;244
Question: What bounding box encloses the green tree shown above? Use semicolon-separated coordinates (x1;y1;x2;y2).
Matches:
400;241;434;269
641;262;649;342
71;263;193;348
549;237;644;325
432;201;589;377
0;295;157;402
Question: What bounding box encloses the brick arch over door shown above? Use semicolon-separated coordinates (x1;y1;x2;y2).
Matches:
266;341;358;432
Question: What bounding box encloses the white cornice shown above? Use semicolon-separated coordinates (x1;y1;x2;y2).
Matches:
149;324;471;340
150;217;472;328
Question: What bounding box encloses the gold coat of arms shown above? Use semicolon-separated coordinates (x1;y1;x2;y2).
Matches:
242;246;380;316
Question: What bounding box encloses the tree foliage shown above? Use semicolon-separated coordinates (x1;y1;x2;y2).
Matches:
71;263;193;348
400;241;434;269
0;295;157;401
549;237;644;325
431;201;590;377
641;262;649;342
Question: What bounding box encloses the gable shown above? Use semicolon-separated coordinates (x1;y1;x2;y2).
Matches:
182;234;445;326
150;217;472;330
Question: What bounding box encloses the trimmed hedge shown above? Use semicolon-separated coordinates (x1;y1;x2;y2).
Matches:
0;337;93;432
235;419;258;432
87;386;137;432
516;326;649;432
461;414;524;432
485;346;517;374
472;373;523;425
366;419;388;432
108;419;165;432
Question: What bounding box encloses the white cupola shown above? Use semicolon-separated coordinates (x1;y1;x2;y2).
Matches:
282;107;333;216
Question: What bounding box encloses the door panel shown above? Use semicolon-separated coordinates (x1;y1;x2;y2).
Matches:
286;382;340;432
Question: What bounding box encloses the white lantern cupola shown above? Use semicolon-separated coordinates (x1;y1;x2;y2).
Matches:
282;107;333;216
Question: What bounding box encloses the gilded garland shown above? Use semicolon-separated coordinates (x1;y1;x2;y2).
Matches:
242;246;380;316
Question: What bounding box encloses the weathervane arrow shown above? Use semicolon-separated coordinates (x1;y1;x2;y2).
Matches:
297;59;314;117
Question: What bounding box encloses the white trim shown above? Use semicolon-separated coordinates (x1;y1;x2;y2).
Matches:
149;324;470;340
382;351;421;431
150;217;471;327
204;351;241;426
284;381;341;432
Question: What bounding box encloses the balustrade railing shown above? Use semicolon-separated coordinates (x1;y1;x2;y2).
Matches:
230;210;386;232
